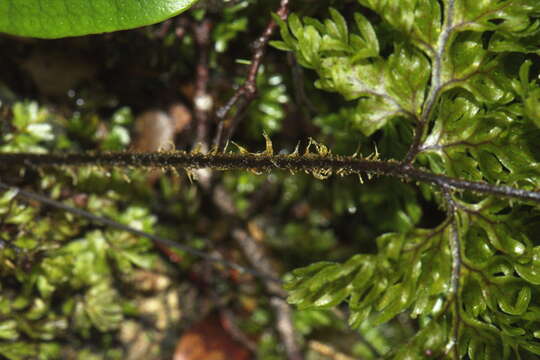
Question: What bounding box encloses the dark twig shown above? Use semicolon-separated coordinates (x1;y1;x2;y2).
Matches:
404;119;426;165
232;228;303;360
0;181;281;283
190;17;295;357
192;173;304;360
219;308;259;352
213;0;290;150
192;18;213;151
192;180;304;359
189;4;300;354
196;184;304;360
3;151;540;203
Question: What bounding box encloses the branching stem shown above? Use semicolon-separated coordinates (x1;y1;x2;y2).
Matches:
404;0;456;164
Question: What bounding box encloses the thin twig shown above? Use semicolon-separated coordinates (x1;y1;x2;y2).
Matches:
3;151;540;203
190;3;301;355
308;340;361;360
192;174;304;359
192;18;213;151
0;181;281;283
219;308;259;353
213;0;290;150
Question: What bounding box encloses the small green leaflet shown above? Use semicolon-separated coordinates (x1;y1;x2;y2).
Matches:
0;0;199;38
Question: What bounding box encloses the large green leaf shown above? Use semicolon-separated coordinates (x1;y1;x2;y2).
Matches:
0;0;199;38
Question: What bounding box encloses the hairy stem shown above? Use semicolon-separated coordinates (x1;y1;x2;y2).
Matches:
3;151;540;203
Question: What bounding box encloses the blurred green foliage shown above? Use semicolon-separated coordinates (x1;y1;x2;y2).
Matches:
0;102;156;359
